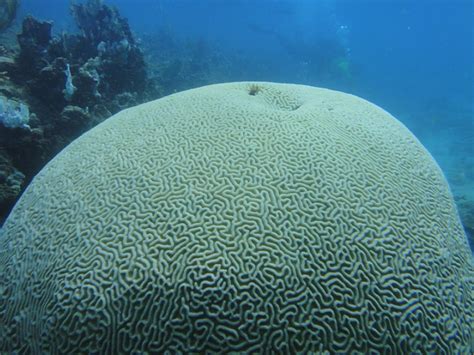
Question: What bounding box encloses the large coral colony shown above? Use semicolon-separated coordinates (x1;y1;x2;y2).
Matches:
1;81;473;353
0;0;473;354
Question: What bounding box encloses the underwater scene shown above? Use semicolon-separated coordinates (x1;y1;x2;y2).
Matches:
0;0;473;353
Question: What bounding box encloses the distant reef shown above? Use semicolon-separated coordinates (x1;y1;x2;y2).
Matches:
0;0;18;31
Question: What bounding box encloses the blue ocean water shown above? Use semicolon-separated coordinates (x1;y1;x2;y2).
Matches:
17;0;474;245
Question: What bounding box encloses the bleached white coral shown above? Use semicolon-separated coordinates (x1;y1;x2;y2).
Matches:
0;95;30;130
63;63;76;101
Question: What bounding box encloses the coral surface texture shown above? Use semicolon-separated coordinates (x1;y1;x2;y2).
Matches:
0;82;472;353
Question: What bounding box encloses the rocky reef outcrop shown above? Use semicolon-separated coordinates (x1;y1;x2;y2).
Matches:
0;0;156;224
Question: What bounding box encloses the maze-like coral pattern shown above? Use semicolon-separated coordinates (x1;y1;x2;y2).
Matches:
0;82;473;353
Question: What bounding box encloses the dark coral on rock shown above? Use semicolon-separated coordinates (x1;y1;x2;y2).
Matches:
14;0;150;111
0;149;24;218
0;0;155;224
62;0;148;103
16;16;54;78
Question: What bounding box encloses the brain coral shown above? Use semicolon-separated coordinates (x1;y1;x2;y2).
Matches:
0;82;473;353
